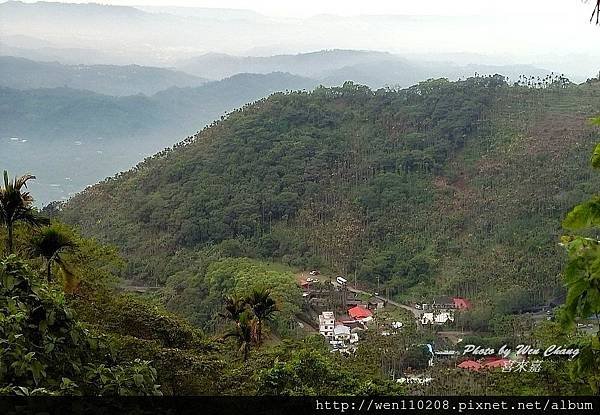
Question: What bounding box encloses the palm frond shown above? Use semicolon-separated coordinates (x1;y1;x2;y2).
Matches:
1;171;45;252
29;225;77;260
13;174;36;191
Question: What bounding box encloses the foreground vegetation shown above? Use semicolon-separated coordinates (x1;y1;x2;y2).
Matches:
0;172;405;395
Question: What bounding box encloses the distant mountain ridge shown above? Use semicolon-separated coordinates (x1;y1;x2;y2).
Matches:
1;1;595;79
0;56;208;96
176;50;397;79
178;50;554;88
0;71;318;204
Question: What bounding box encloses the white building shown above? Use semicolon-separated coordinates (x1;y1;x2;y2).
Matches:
319;311;335;340
420;311;455;326
333;324;351;342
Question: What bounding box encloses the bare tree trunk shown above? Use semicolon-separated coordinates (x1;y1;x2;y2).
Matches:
257;318;262;346
7;223;13;254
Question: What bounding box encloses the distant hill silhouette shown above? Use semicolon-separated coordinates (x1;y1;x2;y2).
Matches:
0;72;317;204
0;56;208;96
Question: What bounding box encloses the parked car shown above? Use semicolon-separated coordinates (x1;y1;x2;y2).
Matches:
309;270;320;276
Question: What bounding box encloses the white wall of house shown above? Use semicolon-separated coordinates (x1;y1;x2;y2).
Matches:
319;311;335;339
333;324;351;342
420;311;455;325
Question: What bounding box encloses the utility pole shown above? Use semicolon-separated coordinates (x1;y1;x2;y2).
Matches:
376;275;380;295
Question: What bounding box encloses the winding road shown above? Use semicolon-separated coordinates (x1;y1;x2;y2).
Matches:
337;282;424;317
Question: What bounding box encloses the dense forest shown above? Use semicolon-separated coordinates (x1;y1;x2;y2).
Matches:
0;203;406;395
0;210;596;396
54;76;600;331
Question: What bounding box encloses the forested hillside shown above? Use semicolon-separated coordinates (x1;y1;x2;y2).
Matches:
57;76;600;326
0;211;402;396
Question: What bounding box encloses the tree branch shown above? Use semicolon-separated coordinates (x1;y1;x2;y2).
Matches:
591;0;600;24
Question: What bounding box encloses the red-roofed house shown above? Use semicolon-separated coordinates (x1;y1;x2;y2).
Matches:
483;359;510;369
348;306;372;320
457;360;482;371
452;297;472;310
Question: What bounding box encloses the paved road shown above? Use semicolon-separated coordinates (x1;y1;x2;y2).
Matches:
340;283;424;317
120;285;161;293
299;272;423;317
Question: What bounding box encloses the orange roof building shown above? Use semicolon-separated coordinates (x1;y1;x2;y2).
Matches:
483;359;510;369
457;360;482;371
348;306;372;320
453;297;472;310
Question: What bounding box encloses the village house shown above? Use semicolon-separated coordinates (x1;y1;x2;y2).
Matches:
457;360;482;371
432;296;455;310
457;358;511;371
348;305;373;323
367;296;385;310
330;324;359;352
419;296;472;312
299;278;311;291
345;292;364;307
333;324;351;343
319;311;335;340
434;350;459;359
452;297;471;310
420;311;455;326
338;319;367;331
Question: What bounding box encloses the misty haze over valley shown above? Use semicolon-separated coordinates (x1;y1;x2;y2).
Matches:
1;0;598;204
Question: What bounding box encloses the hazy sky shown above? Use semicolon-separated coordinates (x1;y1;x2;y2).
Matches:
6;0;598;78
17;0;595;18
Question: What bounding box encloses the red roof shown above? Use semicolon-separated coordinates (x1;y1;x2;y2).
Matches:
348;306;372;319
484;359;510;369
453;297;471;310
457;360;482;371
